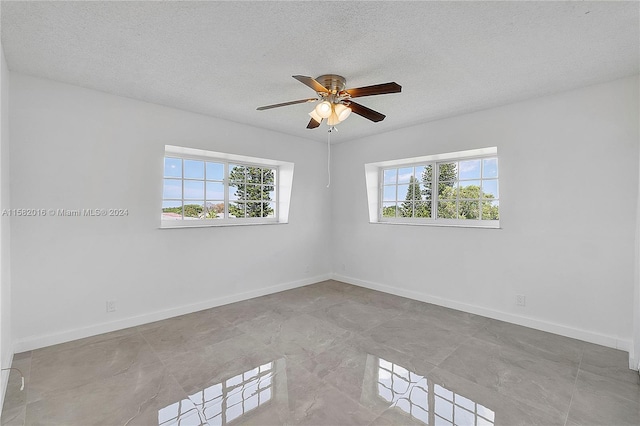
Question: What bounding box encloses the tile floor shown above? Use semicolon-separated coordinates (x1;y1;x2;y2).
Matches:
1;280;639;425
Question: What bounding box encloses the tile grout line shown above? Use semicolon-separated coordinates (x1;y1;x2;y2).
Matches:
563;347;584;426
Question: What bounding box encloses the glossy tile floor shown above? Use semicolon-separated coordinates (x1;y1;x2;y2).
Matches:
1;280;639;425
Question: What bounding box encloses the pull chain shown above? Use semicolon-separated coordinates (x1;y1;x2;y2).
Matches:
326;127;333;188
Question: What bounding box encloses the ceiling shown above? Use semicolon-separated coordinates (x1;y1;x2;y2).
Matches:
1;1;638;144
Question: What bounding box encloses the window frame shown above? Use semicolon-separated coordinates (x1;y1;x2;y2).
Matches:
365;147;500;228
161;146;293;229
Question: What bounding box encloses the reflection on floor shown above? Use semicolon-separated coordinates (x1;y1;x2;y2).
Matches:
375;357;494;426
1;280;639;425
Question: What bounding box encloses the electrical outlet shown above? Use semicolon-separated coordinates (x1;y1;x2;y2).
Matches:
106;300;117;313
516;295;526;307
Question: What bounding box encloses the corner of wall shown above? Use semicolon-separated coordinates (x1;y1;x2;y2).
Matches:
0;40;13;410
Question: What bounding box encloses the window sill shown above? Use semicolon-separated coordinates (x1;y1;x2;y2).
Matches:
372;220;501;229
159;220;286;229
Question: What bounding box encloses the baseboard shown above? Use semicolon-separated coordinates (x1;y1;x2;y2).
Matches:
0;348;13;415
332;273;632;353
13;273;331;353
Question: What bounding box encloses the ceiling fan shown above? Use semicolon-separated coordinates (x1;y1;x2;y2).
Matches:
257;75;401;129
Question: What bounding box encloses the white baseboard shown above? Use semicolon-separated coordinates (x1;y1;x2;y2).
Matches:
332;273;632;353
629;356;638;371
0;349;13;415
13;274;331;353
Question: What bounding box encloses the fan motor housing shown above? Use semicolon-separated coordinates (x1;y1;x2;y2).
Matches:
316;74;346;94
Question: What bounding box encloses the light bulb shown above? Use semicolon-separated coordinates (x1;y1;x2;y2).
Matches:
308;109;323;123
334;103;352;122
327;111;340;126
315;101;332;119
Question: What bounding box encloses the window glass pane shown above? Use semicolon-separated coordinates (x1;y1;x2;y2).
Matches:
414;165;426;181
163;179;182;199
247;167;263;184
229;202;245;218
184;160;204;179
266;189;276;201
415;201;431;218
204;202;224;219
161;200;182;220
397;167;413;184
483;158;498;178
400;201;414;218
423;164;433;184
438;200;457;218
245;185;260;201
422;182;433;201
439;182;457;199
383;169;397;184
184;180;204;200
183;202;204;219
398;184;410;200
438;162;457;182
164;157;182;178
262;168;276;185
482;180;498;198
229;184;239;201
459;200;480;219
458;180;481;199
482;200;500;220
459;159;481;179
382;202;397;218
383;186;396;202
206;182;224;200
229;164;245;182
206;162;224;181
266;202;276;218
246;202;264;217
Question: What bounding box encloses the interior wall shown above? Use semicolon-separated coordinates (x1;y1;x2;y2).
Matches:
634;101;640;368
0;43;12;404
9;73;332;351
331;75;640;352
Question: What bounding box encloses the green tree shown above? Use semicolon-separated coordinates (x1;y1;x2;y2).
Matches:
183;204;203;218
229;166;274;218
437;185;499;220
401;176;428;217
382;205;397;217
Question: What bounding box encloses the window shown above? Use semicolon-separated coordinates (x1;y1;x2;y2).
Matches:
161;146;294;228
366;148;499;228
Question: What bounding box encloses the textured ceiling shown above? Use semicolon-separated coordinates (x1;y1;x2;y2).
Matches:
1;1;639;143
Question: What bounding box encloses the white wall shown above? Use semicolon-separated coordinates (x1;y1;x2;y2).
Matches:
0;43;12;405
634;100;640;368
9;73;332;351
331;75;640;352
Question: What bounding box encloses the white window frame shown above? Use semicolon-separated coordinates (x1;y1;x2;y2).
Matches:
365;147;500;229
161;145;294;229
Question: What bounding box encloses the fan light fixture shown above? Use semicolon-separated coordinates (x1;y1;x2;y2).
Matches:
315;101;333;119
311;102;352;126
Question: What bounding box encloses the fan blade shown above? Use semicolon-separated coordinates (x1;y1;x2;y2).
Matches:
292;75;328;93
348;101;386;122
256;98;317;110
345;82;401;98
307;118;322;129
